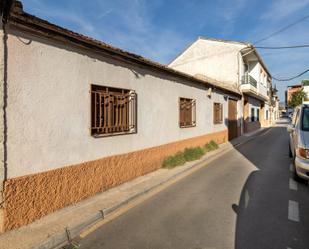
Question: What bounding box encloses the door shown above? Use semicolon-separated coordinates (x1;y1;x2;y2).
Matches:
228;99;238;141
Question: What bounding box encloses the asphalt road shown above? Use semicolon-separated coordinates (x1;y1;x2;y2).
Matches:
77;124;309;249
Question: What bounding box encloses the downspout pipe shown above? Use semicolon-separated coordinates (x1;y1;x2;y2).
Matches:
0;0;13;233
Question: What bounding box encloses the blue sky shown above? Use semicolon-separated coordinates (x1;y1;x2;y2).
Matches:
22;0;309;102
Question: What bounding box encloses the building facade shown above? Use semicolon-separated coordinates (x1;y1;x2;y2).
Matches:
0;1;242;232
169;37;276;134
286;84;303;106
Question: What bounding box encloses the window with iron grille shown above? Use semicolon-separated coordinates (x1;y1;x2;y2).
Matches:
179;97;196;128
213;103;223;124
91;84;136;136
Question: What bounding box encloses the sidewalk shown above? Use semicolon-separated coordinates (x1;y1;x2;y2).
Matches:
0;128;270;249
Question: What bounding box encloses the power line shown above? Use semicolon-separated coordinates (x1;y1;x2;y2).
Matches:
256;44;309;49
253;14;309;45
273;68;309;81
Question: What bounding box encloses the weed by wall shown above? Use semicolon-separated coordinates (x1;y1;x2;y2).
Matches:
162;140;219;169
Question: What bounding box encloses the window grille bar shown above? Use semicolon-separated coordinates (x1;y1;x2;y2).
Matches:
91;86;136;136
179;97;196;127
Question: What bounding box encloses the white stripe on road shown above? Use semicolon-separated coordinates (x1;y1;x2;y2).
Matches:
290;163;294;172
288;200;300;222
289;178;298;191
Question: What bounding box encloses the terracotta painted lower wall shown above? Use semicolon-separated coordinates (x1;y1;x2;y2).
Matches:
2;130;227;231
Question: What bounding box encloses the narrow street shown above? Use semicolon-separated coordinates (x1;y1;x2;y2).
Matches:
77;123;309;249
3;2;309;249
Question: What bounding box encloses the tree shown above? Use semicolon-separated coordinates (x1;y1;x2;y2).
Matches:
302;80;309;86
288;89;308;107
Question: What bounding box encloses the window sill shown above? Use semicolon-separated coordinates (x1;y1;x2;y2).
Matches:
179;124;196;128
91;130;136;138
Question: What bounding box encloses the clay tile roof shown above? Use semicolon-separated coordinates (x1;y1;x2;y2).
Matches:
6;0;241;97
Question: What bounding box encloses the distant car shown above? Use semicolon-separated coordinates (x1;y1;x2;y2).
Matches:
288;104;309;180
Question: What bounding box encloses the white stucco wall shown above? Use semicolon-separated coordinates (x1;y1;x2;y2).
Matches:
169;39;245;87
7;28;232;178
248;62;268;87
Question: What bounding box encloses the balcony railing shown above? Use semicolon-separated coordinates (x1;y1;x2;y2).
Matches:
241;74;257;88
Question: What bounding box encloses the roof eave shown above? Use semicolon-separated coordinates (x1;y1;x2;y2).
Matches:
7;1;241;97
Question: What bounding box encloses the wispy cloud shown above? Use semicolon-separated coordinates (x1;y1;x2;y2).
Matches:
23;0;191;63
90;0;191;63
47;11;95;35
222;0;247;22
23;0;97;37
212;0;248;35
96;10;113;20
261;0;309;20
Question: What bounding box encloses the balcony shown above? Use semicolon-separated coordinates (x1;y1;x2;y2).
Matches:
240;74;269;102
241;74;257;88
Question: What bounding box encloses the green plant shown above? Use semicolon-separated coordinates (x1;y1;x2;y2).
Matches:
204;140;219;152
162;152;186;169
183;147;205;161
209;140;219;149
302;80;309;86
162;143;219;169
288;89;308;108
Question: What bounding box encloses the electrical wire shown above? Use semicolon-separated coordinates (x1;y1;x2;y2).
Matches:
255;44;309;49
272;68;309;81
253;14;309;45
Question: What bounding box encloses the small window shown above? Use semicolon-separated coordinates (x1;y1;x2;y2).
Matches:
213;103;223;124
91;84;137;136
179;97;196;128
251;108;255;122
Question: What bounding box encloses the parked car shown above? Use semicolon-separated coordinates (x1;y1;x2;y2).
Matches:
288;104;309;180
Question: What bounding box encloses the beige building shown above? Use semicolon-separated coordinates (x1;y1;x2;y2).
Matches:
169;37;276;133
0;1;243;232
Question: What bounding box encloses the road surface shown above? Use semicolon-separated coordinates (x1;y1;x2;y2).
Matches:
77;124;309;249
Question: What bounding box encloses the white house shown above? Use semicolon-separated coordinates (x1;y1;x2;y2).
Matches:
0;1;242;232
169;37;276;133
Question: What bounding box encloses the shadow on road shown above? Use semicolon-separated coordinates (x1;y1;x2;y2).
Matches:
232;126;309;249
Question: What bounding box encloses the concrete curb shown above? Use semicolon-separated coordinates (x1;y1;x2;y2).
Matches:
31;128;271;249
